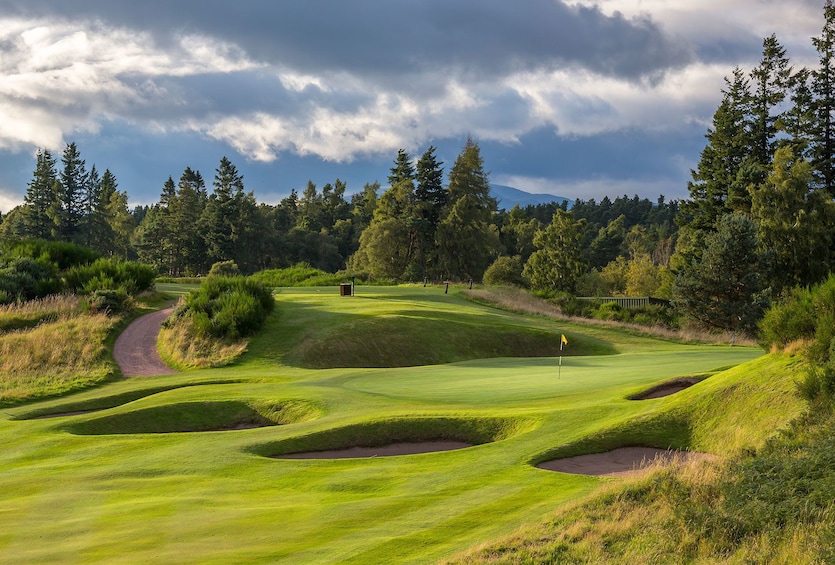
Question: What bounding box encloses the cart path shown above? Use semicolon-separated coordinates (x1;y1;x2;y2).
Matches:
113;307;178;377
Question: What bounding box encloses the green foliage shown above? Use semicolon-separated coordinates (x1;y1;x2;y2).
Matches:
64;258;156;295
2;238;99;270
524;209;587;293
592;301;631;322
170;276;274;340
673;214;769;334
482;255;527;287
208;260;241;277
0;257;60;303
250;264;363;287
758;285;816;349
86;288;132;315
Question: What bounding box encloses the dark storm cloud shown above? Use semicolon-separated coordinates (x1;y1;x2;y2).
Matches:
0;0;693;82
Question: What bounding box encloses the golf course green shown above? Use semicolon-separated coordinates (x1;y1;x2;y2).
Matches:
1;286;794;564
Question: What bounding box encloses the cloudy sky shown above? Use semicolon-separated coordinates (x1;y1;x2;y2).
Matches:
0;0;826;212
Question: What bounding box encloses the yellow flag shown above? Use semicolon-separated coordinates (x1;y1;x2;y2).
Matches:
561;334;568;345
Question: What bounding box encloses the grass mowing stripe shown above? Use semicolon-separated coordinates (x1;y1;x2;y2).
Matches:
0;286;800;563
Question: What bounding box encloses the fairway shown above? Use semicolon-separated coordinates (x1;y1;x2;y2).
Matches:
0;286;770;564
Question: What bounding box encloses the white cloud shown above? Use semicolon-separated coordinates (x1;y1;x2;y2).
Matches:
0;17;262;151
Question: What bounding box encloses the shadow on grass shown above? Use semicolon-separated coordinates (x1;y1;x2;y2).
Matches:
63;399;320;435
250;415;538;459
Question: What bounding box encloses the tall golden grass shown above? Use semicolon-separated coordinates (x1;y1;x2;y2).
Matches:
464;287;757;346
0;300;119;404
157;318;248;370
0;294;84;332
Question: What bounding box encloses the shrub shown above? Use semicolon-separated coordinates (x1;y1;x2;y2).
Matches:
593;301;631;322
2;239;99;270
170;276;275;340
758;286;816;350
208;260;241;278
64;259;156;296
86;288;133;315
483;256;527;287
0;258;60;303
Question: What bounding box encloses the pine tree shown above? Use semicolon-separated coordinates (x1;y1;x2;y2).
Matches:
414;146;445;277
22;149;58;240
811;0;835;195
752;146;835;294
54;142;88;243
436;138;500;280
202;157;243;265
673;214;768;334
749;34;792;169
679;69;752;231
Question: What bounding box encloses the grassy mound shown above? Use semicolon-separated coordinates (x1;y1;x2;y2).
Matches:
448;353;813;564
252;416;536;458
66;399;320;435
286;315;605;368
13;380;244;420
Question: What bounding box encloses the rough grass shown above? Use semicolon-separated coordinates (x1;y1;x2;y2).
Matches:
0;305;120;405
158;318;248;369
0;295;84;333
466;287;757;347
445;353;823;565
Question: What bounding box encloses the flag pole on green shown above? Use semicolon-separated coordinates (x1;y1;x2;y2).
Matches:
559;334;567;379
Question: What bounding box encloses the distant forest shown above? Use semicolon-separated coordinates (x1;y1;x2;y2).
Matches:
4;2;835;336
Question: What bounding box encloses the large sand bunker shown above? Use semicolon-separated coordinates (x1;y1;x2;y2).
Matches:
537;447;716;477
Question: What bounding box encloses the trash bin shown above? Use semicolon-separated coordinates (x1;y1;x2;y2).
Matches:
339;283;353;296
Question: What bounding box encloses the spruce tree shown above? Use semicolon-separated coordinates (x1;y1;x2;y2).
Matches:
812;0;835;195
23;149;58;240
54;142;88;243
436;138;499;281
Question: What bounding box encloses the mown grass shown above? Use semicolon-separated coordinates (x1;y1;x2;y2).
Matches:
445;356;832;565
0;284;806;564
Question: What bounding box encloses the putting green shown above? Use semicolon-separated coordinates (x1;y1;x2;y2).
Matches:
329;348;762;405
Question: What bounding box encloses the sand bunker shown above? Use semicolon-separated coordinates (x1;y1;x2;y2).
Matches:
537;447;716;477
630;377;701;400
274;441;472;459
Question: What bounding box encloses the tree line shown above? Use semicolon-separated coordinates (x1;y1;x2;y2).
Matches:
0;137;679;287
4;2;835;335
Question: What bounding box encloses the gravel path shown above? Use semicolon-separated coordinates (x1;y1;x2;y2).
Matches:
113;307;177;377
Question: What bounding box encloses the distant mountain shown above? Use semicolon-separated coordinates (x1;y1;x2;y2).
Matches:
489;184;573;210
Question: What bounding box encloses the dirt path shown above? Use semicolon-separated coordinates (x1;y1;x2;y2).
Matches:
113;307;177;377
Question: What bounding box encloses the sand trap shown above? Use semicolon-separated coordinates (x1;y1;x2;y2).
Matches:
631;377;701;400
537;447;716;477
274;441;472;459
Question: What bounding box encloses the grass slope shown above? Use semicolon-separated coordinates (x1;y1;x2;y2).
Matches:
0;285;798;564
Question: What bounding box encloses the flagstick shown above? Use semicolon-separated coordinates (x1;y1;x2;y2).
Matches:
558;340;563;379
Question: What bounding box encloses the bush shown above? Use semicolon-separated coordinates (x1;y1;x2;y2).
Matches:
0;258;60;303
2;239;99;270
170;276;275;340
64;259;156;296
208;261;241;278
483;256;527;287
86;288;133;315
759;286;816;350
593;301;631;322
